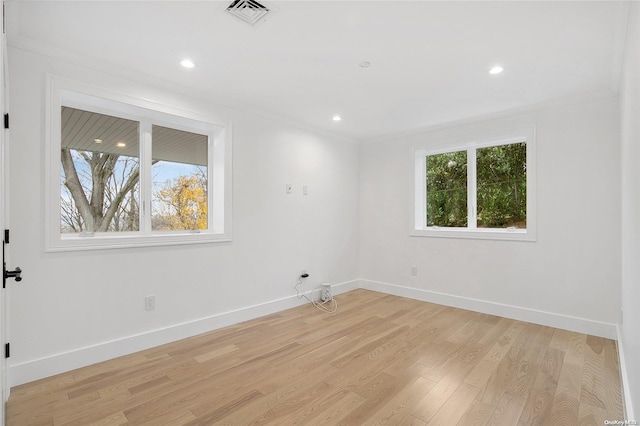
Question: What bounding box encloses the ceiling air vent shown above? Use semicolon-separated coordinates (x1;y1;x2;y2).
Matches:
227;0;270;25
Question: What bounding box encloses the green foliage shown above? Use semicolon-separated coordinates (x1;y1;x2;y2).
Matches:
426;151;468;227
425;142;526;229
476;143;526;228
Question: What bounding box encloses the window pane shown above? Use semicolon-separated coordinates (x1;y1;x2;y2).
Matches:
477;142;526;228
151;125;208;231
426;151;468;227
60;107;140;233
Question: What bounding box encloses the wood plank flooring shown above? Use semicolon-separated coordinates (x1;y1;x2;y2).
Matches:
7;289;624;425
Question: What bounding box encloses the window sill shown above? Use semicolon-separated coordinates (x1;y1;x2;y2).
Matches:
410;227;535;242
46;232;232;252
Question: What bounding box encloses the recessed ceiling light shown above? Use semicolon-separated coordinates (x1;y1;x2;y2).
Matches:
359;61;372;68
94;138;102;144
332;115;342;122
116;142;126;148
180;59;195;69
489;65;504;75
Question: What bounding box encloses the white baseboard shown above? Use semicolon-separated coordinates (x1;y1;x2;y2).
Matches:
358;279;617;339
617;325;636;422
9;278;617;387
9;279;359;387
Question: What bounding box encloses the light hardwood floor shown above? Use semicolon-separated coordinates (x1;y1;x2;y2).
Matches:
7;289;624;425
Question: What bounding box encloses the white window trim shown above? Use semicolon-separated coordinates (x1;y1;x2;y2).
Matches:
411;125;536;242
45;76;233;251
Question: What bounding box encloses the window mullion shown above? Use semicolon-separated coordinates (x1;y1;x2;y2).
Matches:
139;120;153;234
415;152;427;230
467;148;477;229
208;134;216;232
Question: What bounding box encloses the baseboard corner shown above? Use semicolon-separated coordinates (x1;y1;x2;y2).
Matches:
616;324;636;422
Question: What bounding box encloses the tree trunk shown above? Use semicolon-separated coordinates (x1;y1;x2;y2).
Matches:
61;149;95;232
61;149;140;233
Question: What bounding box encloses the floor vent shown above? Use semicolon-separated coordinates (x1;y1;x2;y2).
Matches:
227;0;270;25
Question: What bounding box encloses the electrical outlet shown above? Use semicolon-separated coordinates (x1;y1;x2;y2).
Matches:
411;266;418;277
321;283;332;302
286;183;292;194
145;295;156;311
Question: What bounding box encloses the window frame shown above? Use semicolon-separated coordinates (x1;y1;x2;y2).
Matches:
46;76;232;251
412;126;536;241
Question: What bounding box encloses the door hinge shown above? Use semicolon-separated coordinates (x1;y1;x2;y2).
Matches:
5;343;9;358
4;229;9;244
3;113;8;129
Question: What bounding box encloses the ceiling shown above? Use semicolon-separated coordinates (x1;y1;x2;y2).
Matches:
7;1;630;142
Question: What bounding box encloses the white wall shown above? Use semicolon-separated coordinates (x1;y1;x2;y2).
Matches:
359;96;621;338
620;2;640;418
7;47;360;385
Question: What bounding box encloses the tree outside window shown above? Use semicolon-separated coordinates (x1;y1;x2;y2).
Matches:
60;108;209;234
424;141;527;230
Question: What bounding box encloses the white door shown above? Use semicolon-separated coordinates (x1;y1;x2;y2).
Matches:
1;3;8;423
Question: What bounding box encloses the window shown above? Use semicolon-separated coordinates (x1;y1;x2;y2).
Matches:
151;125;208;232
413;127;535;241
60;108;141;234
47;78;232;251
426;150;468;227
476;143;527;229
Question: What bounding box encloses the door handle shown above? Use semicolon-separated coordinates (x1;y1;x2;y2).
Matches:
5;267;22;282
2;238;23;288
3;263;22;288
